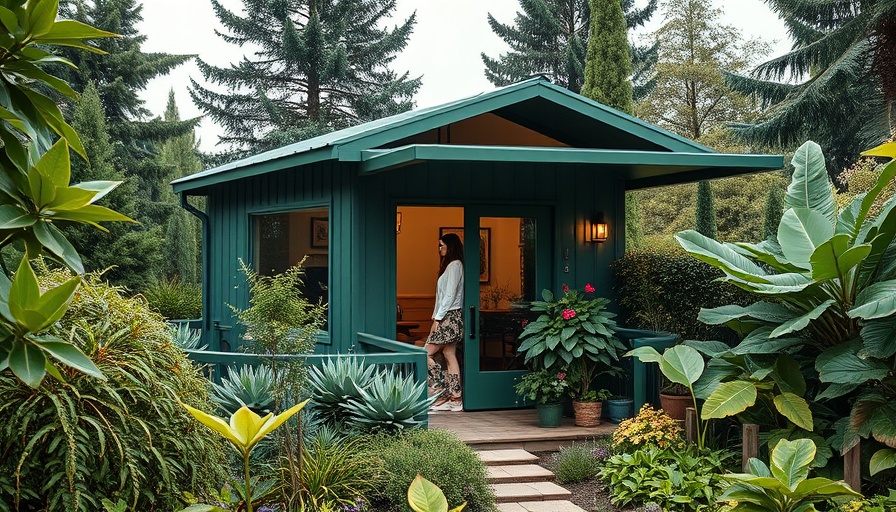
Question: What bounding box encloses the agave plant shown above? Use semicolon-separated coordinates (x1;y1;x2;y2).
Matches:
675;140;896;473
342;368;436;432
211;365;276;416
306;356;377;423
170;323;207;351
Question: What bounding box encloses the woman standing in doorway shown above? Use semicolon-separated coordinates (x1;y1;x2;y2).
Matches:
428;233;464;412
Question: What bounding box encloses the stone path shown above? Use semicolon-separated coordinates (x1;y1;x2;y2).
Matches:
478;448;586;512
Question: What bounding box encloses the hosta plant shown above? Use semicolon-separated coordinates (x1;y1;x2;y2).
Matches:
675;141;896;472
719;438;860;511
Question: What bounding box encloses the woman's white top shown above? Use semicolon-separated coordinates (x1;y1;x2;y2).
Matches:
432;260;464;320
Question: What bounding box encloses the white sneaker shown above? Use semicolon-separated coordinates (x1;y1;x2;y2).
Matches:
432;400;463;412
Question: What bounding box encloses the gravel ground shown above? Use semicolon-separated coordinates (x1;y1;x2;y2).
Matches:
534;451;636;512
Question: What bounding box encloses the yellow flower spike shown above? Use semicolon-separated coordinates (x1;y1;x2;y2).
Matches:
860;141;896;160
250;399;310;447
182;399;310;455
182;403;247;449
230;406;273;449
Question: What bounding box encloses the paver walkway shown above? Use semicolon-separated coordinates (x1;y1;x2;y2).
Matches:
478;448;586;512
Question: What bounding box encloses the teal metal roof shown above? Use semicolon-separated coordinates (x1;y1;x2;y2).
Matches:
359;145;784;189
172;77;727;193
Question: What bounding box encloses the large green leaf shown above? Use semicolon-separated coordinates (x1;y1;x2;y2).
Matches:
8;256;39;322
836;193;864;239
855;159;896;234
849;279;896;319
33;138;69;188
31;336;102;379
38;19;117;43
702;380;756;419
817;342;889;384
859;319;896;359
792;478;861;497
8;338;47;387
732;326;806;355
856;202;896;288
778;208;834;268
785;141;836;225
675;229;769;282
773;392;813;431
734;240;806;273
33;221;83;273
771;354;806;395
698;302;792;326
0;204;35;228
810;234;871;280
661;344;704;387
870;449;896;476
770;299;835;338
770;438;815;491
31;275;79;330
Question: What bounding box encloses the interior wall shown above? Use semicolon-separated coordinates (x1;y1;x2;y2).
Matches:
396;206;463;296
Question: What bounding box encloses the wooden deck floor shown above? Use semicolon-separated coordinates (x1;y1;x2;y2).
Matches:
428;408;616;452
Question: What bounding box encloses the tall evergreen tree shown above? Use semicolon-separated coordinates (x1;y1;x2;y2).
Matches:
159;91;201;284
695;180;717;239
581;0;633;113
70;83;164;290
482;0;658;98
625;191;644;249
55;0;196;289
635;0;768;141
190;0;421;153
725;0;896;176
762;184;784;240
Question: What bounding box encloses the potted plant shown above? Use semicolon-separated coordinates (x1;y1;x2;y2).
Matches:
514;369;570;427
570;387;611;427
517;283;628;428
658;376;691;421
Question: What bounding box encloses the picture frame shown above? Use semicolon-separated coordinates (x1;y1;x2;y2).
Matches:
439;227;490;283
310;217;329;248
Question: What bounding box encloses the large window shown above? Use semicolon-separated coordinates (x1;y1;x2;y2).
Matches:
254;208;329;327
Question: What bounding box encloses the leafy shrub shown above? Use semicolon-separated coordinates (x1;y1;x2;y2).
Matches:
143;276;202;319
0;272;226;511
364;429;495;512
308;358;435;432
599;445;732;510
211;364;276;415
291;426;376;510
611;246;751;342
612;404;684;453
552;440;610;484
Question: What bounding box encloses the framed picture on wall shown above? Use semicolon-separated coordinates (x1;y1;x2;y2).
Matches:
310;217;329;248
439;227;490;283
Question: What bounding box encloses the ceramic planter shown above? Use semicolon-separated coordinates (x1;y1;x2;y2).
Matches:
605;397;633;423
660;393;691;421
536;402;563;428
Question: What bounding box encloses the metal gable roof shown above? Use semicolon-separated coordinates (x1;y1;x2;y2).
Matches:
172;77;722;193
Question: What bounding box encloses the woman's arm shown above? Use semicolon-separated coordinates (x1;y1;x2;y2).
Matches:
432;260;463;321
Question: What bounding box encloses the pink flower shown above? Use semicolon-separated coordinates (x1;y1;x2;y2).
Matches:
562;309;576;320
585;283;595;293
562;284;570;293
521;319;529;327
557;372;566;380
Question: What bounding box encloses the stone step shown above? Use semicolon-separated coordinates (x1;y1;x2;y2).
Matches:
477;448;539;466
487;464;555;483
497;501;587;512
490;482;572;503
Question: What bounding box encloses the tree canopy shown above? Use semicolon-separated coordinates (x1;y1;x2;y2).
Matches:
191;0;421;153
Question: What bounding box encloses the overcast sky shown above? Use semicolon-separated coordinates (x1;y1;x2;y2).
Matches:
136;0;789;153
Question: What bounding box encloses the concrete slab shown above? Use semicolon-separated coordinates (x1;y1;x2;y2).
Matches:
478;449;539;466
491;481;572;503
503;500;587;512
487;464;554;483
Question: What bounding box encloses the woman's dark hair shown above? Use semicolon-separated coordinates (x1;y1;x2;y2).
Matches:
439;233;464;276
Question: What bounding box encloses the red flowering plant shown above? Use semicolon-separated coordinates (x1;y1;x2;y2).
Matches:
517;284;627;401
514;369;571;404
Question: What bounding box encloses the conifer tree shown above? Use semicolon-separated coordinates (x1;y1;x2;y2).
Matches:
762;184;784;241
191;0;421;153
482;0;657;98
70;83;164;291
625;191;644;249
581;0;633;113
159;91;201;284
695;180;717;239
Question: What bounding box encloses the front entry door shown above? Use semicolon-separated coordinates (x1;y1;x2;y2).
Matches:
462;206;552;410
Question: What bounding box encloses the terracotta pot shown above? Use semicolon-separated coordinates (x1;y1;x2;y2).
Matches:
572;400;602;427
660;393;691;421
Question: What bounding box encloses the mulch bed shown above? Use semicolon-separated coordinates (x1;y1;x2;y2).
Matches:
533;451;636;512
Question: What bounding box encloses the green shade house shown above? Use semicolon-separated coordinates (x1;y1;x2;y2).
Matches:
172;77;782;410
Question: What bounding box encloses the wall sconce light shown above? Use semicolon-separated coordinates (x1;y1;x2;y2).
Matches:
396;212;402;234
587;212;608;243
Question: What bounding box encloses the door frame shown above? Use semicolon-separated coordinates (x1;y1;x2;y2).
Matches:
462;205;553;410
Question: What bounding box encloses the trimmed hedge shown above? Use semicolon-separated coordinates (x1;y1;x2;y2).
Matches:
612;247;752;342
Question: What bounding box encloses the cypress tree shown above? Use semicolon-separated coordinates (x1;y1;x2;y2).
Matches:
191;0;421;153
70;83;164;291
762;185;784;241
581;0;633;113
625;191;644;249
159;91;201;284
482;0;657;98
695;180;717;239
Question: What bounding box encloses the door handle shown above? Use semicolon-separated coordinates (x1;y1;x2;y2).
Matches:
469;306;477;339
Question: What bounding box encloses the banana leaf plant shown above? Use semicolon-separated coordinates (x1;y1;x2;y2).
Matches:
675;140;896;473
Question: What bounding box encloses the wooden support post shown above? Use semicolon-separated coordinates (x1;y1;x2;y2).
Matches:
844;441;861;494
685;407;697;445
743;424;759;471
